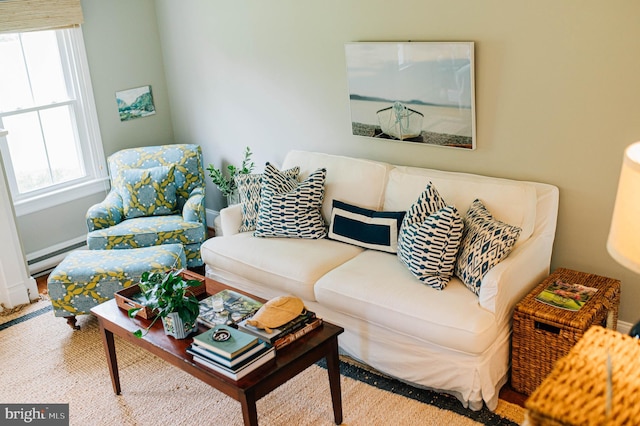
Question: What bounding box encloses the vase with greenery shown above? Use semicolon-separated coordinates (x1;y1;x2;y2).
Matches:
128;270;202;339
207;146;255;205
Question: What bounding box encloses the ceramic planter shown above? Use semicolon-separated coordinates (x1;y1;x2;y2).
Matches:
161;312;198;339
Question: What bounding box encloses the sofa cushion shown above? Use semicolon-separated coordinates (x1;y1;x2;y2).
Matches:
86;215;206;267
314;250;498;355
117;165;177;219
328;200;405;253
200;233;363;301
383;166;536;248
235;167;300;232
254;163;327;239
455;200;522;295
281;150;391;223
86;215;206;247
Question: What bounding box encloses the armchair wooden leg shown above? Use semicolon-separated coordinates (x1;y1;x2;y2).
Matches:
64;316;80;330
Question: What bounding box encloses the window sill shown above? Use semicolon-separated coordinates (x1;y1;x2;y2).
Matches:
14;177;110;217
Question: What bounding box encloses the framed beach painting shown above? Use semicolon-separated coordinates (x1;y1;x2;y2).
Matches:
115;85;156;122
345;42;476;149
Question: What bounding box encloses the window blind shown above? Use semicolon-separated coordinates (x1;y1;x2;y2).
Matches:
0;0;83;34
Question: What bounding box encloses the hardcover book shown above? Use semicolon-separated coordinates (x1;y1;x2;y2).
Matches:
535;279;598;311
274;318;323;350
198;289;263;327
192;346;276;380
187;341;271;368
192;325;259;359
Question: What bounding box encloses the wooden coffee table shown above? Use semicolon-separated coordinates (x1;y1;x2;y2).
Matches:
90;274;344;426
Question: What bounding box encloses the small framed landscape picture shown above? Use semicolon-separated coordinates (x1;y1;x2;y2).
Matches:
345;42;476;150
115;85;156;122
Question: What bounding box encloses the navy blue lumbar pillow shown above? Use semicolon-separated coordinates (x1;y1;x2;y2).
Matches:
328;200;405;253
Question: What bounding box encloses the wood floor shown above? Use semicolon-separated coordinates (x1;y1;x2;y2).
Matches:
36;274;48;295
499;382;527;407
36;272;527;408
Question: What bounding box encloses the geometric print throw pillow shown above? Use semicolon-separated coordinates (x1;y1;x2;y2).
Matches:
398;183;446;253
254;162;327;239
402;182;447;225
235;166;300;232
454;199;522;295
118;165;177;219
397;184;464;289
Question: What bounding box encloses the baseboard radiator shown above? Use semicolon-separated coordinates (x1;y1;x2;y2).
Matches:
26;236;87;277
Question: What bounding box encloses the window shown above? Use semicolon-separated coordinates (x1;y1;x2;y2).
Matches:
0;26;106;216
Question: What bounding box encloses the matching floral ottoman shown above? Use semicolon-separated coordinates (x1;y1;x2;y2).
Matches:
47;244;186;329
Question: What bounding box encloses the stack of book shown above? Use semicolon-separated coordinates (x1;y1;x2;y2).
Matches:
237;309;323;350
188;325;275;380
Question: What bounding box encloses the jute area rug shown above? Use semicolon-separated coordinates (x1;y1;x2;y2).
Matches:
0;299;524;425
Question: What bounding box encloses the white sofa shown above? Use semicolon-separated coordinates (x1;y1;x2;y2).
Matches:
200;150;559;410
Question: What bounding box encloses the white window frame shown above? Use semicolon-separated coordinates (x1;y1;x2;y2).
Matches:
0;26;107;217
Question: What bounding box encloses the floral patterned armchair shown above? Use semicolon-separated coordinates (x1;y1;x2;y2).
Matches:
86;144;207;267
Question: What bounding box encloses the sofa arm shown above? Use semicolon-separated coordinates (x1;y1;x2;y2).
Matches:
183;187;206;224
86;191;124;232
218;204;243;236
479;232;555;323
479;183;559;323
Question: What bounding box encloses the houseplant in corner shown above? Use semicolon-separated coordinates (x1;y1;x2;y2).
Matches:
207;146;255;205
128;270;202;339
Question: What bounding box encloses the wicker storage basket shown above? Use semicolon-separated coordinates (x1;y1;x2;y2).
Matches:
511;268;620;395
525;326;640;426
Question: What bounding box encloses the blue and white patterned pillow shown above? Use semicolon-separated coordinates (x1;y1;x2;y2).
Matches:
402;183;447;223
455;199;522;295
117;165;177;219
254;162;327;239
397;184;464;289
328;200;405;253
235;167;300;232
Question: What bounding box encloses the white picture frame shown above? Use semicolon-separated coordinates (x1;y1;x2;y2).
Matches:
345;42;476;149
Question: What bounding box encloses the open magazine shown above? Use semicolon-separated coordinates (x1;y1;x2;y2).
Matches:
198;289;263;328
535;279;598;311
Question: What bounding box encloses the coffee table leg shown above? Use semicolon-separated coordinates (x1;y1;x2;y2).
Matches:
98;321;121;395
326;338;343;425
239;392;258;426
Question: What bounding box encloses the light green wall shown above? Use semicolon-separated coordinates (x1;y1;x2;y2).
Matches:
16;0;173;254
154;0;640;324
81;0;173;156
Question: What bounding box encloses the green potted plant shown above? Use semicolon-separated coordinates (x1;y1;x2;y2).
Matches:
207;146;255;205
128;270;202;339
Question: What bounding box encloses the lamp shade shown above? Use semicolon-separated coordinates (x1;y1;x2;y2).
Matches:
607;141;640;274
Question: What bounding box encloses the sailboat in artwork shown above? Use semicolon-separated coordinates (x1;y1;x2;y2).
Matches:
376;101;424;140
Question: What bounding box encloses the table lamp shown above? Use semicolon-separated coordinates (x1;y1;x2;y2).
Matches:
607;141;640;337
